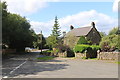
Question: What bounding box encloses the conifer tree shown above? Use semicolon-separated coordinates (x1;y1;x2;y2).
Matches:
52;16;61;39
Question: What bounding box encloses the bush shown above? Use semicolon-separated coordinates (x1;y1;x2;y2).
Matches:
56;44;69;52
42;50;53;56
56;44;75;57
99;34;118;52
77;36;88;44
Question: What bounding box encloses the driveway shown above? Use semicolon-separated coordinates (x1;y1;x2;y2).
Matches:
2;53;118;78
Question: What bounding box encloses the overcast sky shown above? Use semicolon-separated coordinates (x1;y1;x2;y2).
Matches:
2;0;119;37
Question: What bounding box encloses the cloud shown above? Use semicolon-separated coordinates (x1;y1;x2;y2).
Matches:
113;0;120;12
2;0;47;15
30;10;117;37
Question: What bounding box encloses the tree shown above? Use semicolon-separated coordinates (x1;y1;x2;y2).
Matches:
52;16;61;39
2;1;37;51
46;16;61;49
46;35;58;49
109;27;119;35
100;34;119;51
99;32;106;38
33;33;46;49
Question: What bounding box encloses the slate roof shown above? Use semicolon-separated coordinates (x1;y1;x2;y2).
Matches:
64;26;92;37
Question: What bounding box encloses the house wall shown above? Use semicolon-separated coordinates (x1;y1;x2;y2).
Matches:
64;35;79;49
86;28;101;45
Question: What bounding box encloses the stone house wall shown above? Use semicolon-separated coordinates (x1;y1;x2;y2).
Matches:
86;28;101;45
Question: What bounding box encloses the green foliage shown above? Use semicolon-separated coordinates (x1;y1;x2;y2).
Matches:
74;44;100;53
64;34;78;49
46;35;58;48
90;45;100;51
2;1;37;51
37;56;54;61
99;32;106;38
42;50;53;55
74;44;89;53
52;16;61;39
99;27;120;51
33;34;46;49
77;36;88;44
46;16;61;49
109;27;119;35
100;34;119;51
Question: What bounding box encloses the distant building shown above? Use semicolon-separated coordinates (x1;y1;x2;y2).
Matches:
64;22;101;48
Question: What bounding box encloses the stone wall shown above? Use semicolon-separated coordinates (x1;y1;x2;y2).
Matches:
75;53;86;58
97;52;119;60
75;52;97;59
58;52;67;57
2;49;16;54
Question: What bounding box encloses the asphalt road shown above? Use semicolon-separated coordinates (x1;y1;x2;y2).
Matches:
2;51;118;78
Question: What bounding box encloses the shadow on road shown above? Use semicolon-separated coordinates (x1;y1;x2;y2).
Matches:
2;51;69;78
9;59;69;77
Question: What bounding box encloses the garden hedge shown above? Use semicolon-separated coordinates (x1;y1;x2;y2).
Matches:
74;44;100;53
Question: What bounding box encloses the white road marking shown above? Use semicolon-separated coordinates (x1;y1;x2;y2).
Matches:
3;60;28;78
9;60;27;74
3;76;8;78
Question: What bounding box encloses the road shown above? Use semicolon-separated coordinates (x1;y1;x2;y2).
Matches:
2;51;118;78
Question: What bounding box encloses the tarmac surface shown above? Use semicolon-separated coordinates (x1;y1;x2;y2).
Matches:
2;51;118;78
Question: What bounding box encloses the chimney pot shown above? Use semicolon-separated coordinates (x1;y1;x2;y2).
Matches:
70;25;74;30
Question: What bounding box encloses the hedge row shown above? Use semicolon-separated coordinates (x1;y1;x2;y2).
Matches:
74;44;100;53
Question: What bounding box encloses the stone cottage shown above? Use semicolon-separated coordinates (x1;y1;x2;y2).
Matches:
63;22;101;48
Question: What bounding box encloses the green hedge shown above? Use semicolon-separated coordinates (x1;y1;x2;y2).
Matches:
73;44;89;53
74;44;100;53
90;45;100;51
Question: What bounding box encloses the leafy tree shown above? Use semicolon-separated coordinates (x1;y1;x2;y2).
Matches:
33;33;46;49
109;27;119;35
100;34;119;51
52;16;61;39
99;32;106;38
46;35;58;49
2;1;37;51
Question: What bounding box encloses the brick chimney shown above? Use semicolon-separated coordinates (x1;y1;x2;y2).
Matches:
70;25;74;30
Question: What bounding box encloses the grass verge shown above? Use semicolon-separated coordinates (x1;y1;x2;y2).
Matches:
36;56;55;61
115;62;120;64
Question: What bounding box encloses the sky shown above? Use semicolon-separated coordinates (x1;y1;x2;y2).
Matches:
2;0;119;37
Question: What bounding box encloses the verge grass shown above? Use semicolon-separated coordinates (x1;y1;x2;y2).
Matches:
37;56;54;61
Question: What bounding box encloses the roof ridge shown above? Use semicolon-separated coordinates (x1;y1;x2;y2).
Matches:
77;26;92;29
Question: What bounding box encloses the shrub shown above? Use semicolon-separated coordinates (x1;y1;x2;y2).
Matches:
77;36;88;44
42;50;53;56
56;44;75;57
56;44;69;52
99;34;118;51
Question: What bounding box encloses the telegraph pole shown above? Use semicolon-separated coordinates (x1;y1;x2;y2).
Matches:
40;30;42;54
